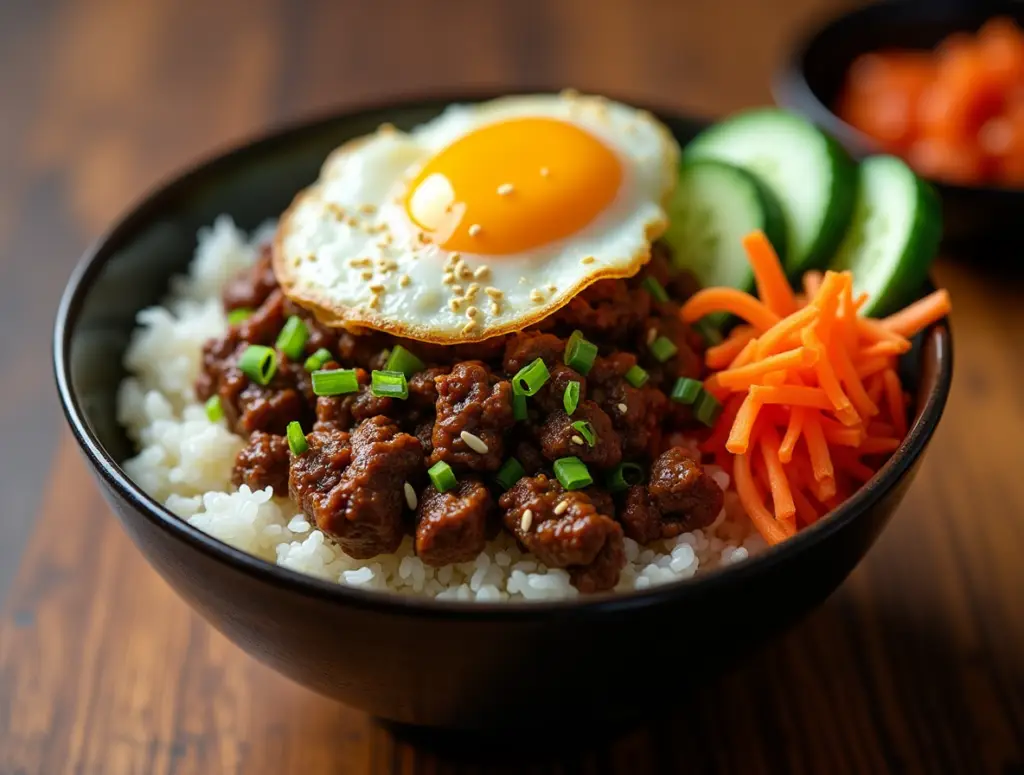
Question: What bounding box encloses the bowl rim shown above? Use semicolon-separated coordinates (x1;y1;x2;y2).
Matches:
771;0;1024;197
53;89;954;620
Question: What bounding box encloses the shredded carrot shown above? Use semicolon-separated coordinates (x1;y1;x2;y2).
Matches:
692;229;950;547
705;326;755;369
680;288;781;331
882;289;952;338
743;230;797;317
734;452;795;545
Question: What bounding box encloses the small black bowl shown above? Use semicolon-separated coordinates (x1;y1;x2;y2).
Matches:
53;92;953;729
774;0;1024;251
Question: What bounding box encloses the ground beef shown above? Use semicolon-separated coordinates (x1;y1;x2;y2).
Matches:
620;485;662;544
550;278;650;343
238;289;287;345
212;353;314;436
313;366;394;432
647;447;724;533
589;352;668;458
535;400;622;469
291;417;423;558
415;478;493;566
499;473;624;592
502;332;586;413
222;245;278;312
430;361;515;472
232;431;291;496
513;437;546;476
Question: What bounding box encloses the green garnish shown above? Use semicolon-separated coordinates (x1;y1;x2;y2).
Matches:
513;358;550;396
650;335;678;363
495;458;526;491
275;316;309;360
428;460;457;493
606;462;645;493
385;345;425;377
563;381;581;415
312;368;359;396
238;345;277;386
370;370;409;399
204;395;223;422
624;364;649;388
286;420;308;455
554;457;593;490
570;420;596;448
512;387;529;421
564;330;598;376
304;347;333;372
642;276;669;303
694;390;723;427
670;377;703;405
227;307;254;325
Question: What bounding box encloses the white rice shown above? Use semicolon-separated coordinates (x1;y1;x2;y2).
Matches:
117;217;765;602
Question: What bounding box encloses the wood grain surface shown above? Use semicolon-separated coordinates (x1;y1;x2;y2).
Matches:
1;1;1022;773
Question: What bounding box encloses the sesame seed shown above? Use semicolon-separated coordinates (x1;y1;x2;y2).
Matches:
647;328;658;345
460;430;489;454
465;284;479;301
497;183;514;196
540;167;550;177
399;274;411;288
530;289;545;303
521;509;534;532
345;216;360;228
581;256;595;265
449;299;463;313
459;266;474;280
571;435;585;445
368;295;380;310
369;283;385;294
468;224;482;237
561;88;579;100
417;232;432;244
553;500;569;516
376;258;397;272
473;265;490;280
443;272;456;285
359;204;377;214
361;270;374;281
404;482;417;510
617;402;628;413
452;284;465;296
462;320;478;335
449;252;461;263
378;122;396;135
348;257;372;268
485;287;504;299
466;306;478;318
546;284;557;293
490;301;502;316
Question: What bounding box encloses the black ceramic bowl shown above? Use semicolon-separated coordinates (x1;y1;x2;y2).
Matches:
774;0;1024;250
53;93;953;729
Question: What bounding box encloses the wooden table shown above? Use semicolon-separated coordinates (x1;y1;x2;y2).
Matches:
2;1;1022;772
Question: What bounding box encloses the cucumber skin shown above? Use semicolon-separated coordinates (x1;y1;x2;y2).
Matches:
665;159;789;291
855;157;943;317
684;108;858;278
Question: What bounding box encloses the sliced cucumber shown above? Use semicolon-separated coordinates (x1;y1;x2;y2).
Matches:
685;108;857;277
663;159;788;294
829;155;942;317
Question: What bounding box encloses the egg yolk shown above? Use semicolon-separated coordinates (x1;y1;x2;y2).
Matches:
404;117;623;255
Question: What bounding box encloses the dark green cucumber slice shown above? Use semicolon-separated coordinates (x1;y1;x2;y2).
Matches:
685;108;857;278
829;155;942;317
663;159;787;293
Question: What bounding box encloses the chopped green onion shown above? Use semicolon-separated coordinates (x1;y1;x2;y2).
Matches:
371;370;409;399
513;358;550;396
304;347;334;371
312;368;359;396
571;420;596;447
286;420;308;455
275;316;309;360
512;387;529;421
649;335;678;363
694;389;723;427
495;458;526;491
204;395;223;422
563;381;581;415
624;364;649;388
227;307;254;325
553;456;593;490
694;319;723;346
238;345;277;385
606;462;645;493
670;377;703;405
641;276;669;303
428;460;457;493
385;345;425;377
564;330;598;376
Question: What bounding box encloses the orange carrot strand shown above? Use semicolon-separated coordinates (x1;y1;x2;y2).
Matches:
705;326;756;370
759;425;796;521
743;230;797;317
882;289;952;338
883;368;908;438
680;288;781;331
715;347;818;390
734;452;795;546
778;406;807;464
725;392;764;455
802;412;835;484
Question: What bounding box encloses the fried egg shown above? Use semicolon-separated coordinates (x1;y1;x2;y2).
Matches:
274;92;679;343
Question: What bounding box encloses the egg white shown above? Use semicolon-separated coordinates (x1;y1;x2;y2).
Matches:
274;93;680;343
